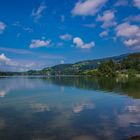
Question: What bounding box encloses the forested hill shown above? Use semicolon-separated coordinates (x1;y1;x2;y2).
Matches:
0;52;140;76
26;52;140;76
41;54;128;74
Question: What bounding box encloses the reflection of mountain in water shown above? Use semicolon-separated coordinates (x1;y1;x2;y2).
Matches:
47;76;140;99
0;76;139;99
0;77;139;140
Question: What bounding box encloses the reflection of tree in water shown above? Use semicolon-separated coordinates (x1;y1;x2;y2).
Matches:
125;136;140;140
47;77;140;99
0;77;139;140
0;118;5;130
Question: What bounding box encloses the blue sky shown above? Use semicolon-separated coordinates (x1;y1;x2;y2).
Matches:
0;0;140;71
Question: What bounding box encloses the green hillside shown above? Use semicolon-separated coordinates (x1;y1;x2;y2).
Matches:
35;53;140;76
0;52;140;77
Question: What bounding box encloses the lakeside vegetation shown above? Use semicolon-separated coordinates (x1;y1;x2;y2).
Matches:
0;53;140;78
82;53;140;78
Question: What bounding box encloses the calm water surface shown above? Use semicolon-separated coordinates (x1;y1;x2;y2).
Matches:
0;76;140;140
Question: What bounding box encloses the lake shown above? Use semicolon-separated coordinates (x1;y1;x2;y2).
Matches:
0;76;140;140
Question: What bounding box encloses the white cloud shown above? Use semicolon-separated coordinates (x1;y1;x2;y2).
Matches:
0;53;19;67
0;52;64;72
124;39;139;46
97;10;117;28
115;22;140;49
73;37;83;47
59;34;72;41
99;31;108;37
31;1;46;21
116;22;139;38
124;15;140;22
0;53;37;71
0;21;6;34
72;0;107;16
29;39;51;48
133;0;140;9
0;53;10;63
73;37;95;49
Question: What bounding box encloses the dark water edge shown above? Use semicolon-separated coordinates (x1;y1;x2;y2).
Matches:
0;76;140;140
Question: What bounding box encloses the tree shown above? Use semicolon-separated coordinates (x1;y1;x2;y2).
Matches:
98;60;116;77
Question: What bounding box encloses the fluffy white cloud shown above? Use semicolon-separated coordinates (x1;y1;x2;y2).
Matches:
59;34;72;41
0;53;19;67
31;1;46;21
97;10;117;28
0;21;6;34
73;37;95;49
73;37;83;47
72;0;107;16
0;53;38;71
133;0;140;9
0;53;10;63
115;22;140;49
29;39;51;48
116;22;139;38
99;31;108;37
124;39;139;46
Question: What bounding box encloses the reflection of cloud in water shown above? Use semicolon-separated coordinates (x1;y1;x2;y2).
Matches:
125;105;140;113
118;103;140;127
0;78;52;98
31;103;50;112
0;90;7;98
0;77;139;140
60;86;65;92
73;102;95;113
118;113;140;127
48;108;74;128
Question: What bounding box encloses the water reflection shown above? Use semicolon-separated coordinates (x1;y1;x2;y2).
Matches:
48;76;140;99
31;103;50;112
117;101;140;128
73;102;95;113
0;90;6;98
0;118;5;130
0;76;139;140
